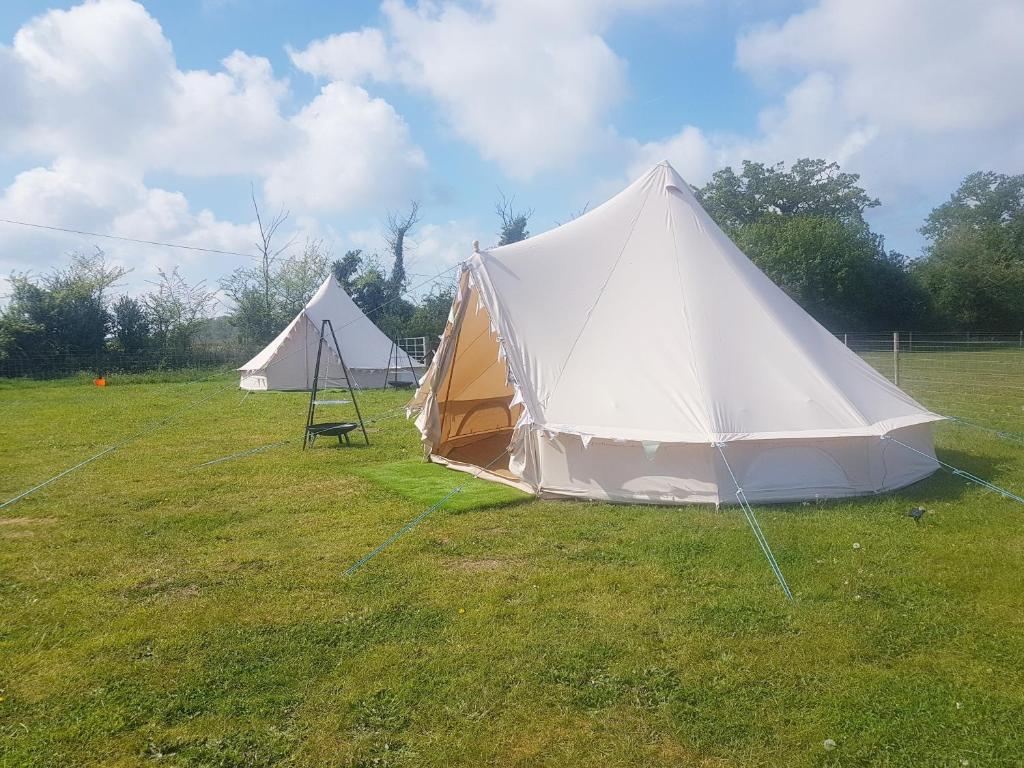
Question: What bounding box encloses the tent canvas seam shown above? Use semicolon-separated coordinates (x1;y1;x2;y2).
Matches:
540;177;656;409
667;176;716;442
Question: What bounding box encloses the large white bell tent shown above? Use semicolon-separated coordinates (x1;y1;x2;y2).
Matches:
239;274;423;391
410;162;942;505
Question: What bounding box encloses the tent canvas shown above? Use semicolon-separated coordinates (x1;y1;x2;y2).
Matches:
239;274;423;391
409;162;941;505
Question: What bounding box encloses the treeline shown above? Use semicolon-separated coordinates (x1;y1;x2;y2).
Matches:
695;160;1024;331
218;200;456;351
0;199;465;377
0;250;223;376
1;161;1021;378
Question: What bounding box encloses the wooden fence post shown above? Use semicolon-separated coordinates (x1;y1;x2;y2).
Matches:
893;332;900;386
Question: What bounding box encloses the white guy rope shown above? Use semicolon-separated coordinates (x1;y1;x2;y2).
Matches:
881;435;1024;506
0;217;257;259
3;263;462;508
945;415;1024;446
714;443;794;600
0;446;118;510
195;404;412;468
1;383;226;510
345;449;513;576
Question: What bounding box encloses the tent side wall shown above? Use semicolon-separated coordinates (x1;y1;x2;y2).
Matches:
240;312;424;391
518;421;936;505
412;266;939;506
240;274;425;391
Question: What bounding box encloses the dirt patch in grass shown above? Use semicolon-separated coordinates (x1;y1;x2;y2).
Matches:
0;516;56;526
0;516;56;537
447;556;518;573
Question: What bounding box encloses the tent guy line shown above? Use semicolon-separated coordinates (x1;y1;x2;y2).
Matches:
881;435;1024;505
1;264;461;510
344;448;514;577
1;381;227;510
195;404;412;468
0;217;475;272
715;442;794;600
944;415;1024;446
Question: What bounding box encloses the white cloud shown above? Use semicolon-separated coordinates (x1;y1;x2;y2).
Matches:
628;0;1024;246
0;0;429;291
2;0;426;198
0;158;257;294
627;125;718;186
8;0;174;160
264;81;426;214
626;73;880;187
381;0;626;179
288;28;393;83
736;0;1024;135
289;1;694;179
155;51;292;176
408;219;479;268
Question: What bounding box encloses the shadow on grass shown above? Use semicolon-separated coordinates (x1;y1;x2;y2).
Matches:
897;444;1022;503
353;446;1017;519
351;459;534;515
764;444;1022;516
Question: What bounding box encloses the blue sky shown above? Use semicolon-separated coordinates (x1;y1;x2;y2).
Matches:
1;0;1022;299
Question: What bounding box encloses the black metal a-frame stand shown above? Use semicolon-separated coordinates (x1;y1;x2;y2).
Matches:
382;339;421;390
304;319;369;448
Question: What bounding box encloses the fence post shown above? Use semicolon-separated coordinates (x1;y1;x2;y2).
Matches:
893;331;900;386
1019;330;1022;348
843;333;848;347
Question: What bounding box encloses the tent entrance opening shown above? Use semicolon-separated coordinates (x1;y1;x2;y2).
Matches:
434;285;522;477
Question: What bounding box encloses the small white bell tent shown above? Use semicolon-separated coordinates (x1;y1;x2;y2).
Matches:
238;274;423;391
409;162;942;505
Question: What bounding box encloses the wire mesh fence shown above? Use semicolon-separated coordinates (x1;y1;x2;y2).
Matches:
841;332;1024;433
0;344;258;379
3;332;1023;437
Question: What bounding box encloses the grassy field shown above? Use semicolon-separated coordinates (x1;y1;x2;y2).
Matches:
2;366;1023;767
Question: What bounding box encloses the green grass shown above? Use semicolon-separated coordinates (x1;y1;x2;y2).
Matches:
1;370;1023;767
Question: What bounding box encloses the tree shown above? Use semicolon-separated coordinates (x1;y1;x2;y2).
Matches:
220;228;329;345
347;254;414;340
384;201;421;303
111;295;150;353
555;202;589;226
0;276;49;361
920;171;1024;242
0;248;127;365
696;158;880;233
331;249;363;294
735;214;923;331
496;190;532;245
349;255;389;315
913;224;1024;329
405;282;456;357
913;171;1024;329
276;238;331;319
220;192;296;344
144;267;217;352
690;158;923;329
